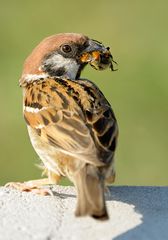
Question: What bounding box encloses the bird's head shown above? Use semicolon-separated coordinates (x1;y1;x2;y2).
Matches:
20;33;117;86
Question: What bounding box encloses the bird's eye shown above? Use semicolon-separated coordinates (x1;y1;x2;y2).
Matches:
61;44;72;53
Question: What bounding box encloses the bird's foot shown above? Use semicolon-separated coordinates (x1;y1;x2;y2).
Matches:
5;181;53;196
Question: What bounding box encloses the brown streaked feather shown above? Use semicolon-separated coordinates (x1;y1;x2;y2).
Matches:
23;78;101;166
76;79;118;163
23;77;118;166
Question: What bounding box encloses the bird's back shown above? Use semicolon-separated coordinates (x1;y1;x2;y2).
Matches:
24;77;118;168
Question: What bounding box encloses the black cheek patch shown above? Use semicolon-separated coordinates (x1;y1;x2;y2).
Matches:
54;67;66;76
43;64;66;77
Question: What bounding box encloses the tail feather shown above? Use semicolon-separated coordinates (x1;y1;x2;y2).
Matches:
74;164;108;221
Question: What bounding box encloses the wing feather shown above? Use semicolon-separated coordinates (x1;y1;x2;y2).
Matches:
23;77;118;166
24;78;102;166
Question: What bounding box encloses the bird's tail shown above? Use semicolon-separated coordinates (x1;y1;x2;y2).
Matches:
74;164;108;221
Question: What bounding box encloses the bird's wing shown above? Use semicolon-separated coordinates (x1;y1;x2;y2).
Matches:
76;79;118;164
24;77;118;166
23;78;101;165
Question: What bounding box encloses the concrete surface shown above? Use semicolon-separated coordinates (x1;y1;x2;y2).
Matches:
0;186;167;240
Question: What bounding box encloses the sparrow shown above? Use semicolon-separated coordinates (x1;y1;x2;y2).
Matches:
7;33;118;220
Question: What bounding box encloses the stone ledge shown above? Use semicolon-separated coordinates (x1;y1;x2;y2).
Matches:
0;186;167;240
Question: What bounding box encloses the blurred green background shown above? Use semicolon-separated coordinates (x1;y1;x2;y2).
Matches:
0;0;167;186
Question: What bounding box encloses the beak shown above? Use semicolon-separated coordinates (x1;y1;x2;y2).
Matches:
80;39;117;71
83;39;108;53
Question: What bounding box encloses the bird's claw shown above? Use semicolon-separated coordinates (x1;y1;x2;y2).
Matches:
5;182;53;196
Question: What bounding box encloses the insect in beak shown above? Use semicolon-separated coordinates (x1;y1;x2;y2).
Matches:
80;41;118;71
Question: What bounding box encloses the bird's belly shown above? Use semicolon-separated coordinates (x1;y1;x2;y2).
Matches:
27;126;84;178
27;126;65;176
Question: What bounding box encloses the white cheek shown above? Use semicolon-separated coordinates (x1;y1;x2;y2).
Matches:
44;54;79;79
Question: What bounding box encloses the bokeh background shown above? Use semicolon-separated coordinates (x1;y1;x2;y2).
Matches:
0;0;167;186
